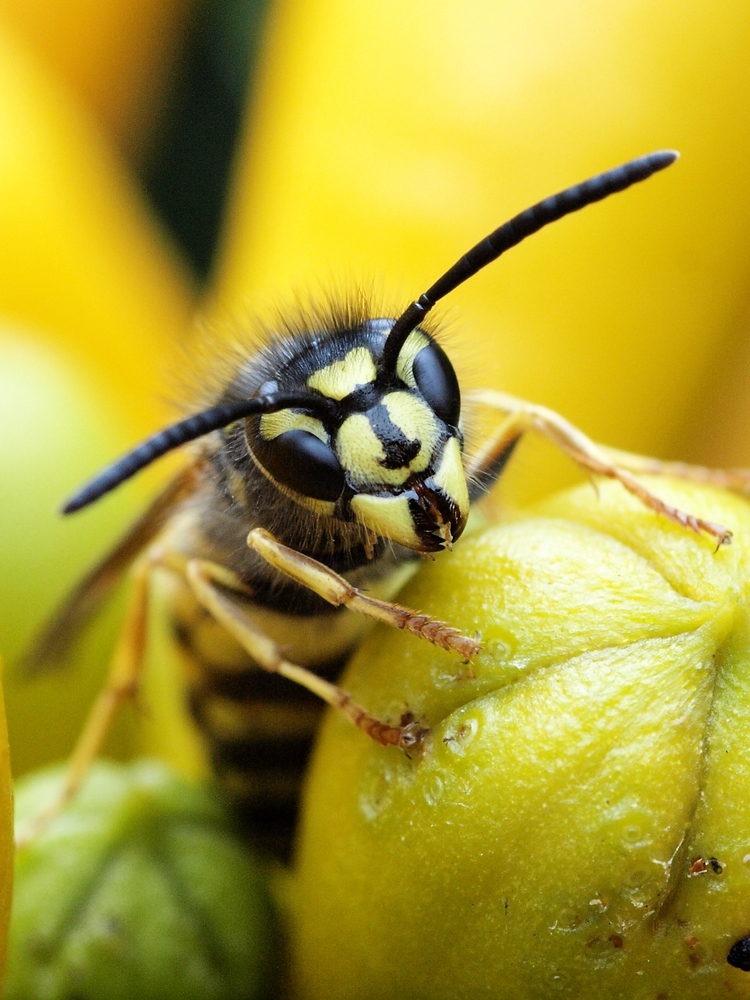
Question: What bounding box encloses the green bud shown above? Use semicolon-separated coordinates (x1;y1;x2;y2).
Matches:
291;478;750;998
7;760;271;1000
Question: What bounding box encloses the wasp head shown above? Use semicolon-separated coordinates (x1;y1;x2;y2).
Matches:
246;319;468;553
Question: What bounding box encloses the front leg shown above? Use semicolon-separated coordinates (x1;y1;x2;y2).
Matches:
468;389;733;547
185;558;426;749
246;528;480;659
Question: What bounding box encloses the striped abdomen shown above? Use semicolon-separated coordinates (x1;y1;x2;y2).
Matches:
168;578;348;859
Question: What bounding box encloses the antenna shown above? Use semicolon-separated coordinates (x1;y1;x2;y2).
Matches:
380;150;679;371
63;392;336;514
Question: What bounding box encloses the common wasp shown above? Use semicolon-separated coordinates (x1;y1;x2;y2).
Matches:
28;150;748;856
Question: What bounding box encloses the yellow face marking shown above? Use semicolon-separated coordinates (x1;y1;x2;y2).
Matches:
351;493;421;549
336;414;411;486
383;392;438;473
433;437;470;519
259;410;327;443
395;331;429;388
337;392;441;487
307;347;377;401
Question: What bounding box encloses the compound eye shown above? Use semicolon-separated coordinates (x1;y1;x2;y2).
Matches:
261;430;345;502
412;341;461;427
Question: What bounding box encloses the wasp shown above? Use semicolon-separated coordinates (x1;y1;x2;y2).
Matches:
27;150;747;856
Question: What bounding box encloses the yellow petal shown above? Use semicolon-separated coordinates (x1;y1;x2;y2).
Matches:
0;23;195;437
0;24;199;777
0;2;197;160
0;672;13;991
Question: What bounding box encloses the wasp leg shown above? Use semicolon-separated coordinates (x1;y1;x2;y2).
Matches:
464;410;526;487
468;389;733;547
16;558;153;848
184;558;425;749
594;445;750;497
246;527;479;659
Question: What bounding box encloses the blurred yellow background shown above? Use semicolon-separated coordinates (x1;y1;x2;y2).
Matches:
0;0;749;781
217;0;750;483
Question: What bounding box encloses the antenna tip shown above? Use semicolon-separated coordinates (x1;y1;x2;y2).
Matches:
60;496;82;516
60;486;96;515
652;149;680;168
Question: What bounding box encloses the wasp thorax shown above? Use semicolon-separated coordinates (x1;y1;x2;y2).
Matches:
245;322;468;552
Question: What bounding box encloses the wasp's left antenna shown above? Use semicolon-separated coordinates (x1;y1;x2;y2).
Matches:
62;392;337;514
380;149;679;372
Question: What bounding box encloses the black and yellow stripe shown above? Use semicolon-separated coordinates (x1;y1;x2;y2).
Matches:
170;587;344;858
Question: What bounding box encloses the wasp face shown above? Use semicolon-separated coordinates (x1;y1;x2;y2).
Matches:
246;321;469;553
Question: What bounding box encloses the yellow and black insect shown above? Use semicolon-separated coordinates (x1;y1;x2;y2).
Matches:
29;149;745;857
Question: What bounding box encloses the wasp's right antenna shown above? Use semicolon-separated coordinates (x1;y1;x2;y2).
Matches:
380;149;679;372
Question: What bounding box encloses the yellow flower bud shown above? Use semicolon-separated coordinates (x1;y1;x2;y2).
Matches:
292;478;750;997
